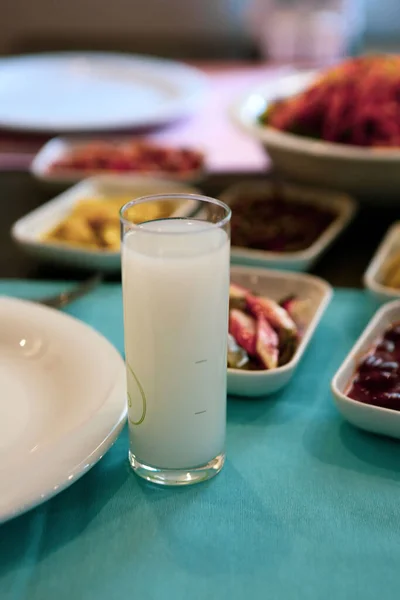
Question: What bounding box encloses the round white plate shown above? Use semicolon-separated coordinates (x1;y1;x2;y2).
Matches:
0;297;127;523
0;52;207;132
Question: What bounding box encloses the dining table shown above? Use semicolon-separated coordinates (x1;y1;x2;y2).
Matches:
2;61;400;600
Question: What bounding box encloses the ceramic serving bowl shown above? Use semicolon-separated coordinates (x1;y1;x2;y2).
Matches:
221;179;356;271
228;265;332;397
332;299;400;439
11;175;201;273
31;136;205;188
232;71;400;201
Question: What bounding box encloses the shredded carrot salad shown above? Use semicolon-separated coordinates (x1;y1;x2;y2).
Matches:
260;56;400;148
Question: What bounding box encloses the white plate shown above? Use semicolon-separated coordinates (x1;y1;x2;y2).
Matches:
0;52;207;132
12;175;201;273
332;300;400;439
221;180;356;271
31;136;206;188
364;222;400;303
232;71;400;200
0;296;127;523
228;266;332;397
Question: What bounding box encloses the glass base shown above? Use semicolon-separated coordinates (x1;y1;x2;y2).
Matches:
129;451;225;486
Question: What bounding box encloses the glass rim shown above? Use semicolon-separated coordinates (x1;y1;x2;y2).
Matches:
119;193;231;234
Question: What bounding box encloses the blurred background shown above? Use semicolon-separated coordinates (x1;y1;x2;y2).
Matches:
2;0;400;280
0;0;398;61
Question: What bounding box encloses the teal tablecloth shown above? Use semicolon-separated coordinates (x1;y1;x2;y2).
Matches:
1;282;399;600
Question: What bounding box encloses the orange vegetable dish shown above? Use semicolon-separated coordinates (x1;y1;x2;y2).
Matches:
260;55;400;147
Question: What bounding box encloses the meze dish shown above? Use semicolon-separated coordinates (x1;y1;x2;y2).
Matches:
347;322;400;411
222;180;356;271
11;175;201;273
47;139;204;177
260;55;400;148
42;193;178;251
229;187;335;253
228;267;332;397
228;282;308;371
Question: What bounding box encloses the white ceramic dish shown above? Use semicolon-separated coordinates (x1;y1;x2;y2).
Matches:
364;222;400;303
0;52;207;132
232;70;400;200
221;180;356;271
332;300;400;439
31;136;205;187
0;296;127;523
227;266;332;397
12;175;201;273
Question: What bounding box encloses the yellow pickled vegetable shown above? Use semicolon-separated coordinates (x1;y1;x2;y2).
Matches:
42;194;176;251
382;249;400;289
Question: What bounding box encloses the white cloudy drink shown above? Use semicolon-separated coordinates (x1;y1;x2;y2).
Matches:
121;198;231;485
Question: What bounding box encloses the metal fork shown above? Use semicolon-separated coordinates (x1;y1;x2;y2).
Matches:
38;273;103;309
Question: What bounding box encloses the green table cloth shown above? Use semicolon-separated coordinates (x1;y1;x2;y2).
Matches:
1;281;399;600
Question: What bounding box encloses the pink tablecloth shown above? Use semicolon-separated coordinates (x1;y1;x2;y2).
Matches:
0;62;293;173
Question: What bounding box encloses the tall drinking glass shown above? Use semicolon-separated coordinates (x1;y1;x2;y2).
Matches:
120;194;231;485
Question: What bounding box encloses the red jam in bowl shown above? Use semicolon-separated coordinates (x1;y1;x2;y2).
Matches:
348;322;400;411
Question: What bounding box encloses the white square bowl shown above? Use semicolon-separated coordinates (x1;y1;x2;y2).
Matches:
364;221;400;303
30;136;205;188
220;180;357;271
11;175;201;273
228;266;332;397
331;300;400;439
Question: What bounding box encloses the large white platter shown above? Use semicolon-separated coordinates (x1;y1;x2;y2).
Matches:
0;296;127;523
0;52;207;132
